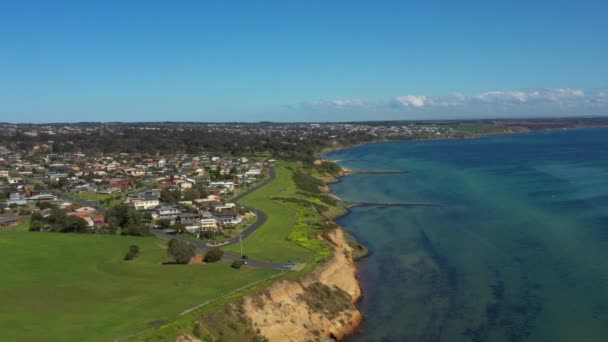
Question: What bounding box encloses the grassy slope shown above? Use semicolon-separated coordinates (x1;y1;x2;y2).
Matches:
0;231;276;342
224;164;319;263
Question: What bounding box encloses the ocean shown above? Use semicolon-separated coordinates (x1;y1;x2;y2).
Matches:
325;128;608;342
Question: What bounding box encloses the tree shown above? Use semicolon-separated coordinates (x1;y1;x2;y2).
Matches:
167;239;196;264
230;260;242;269
106;204;142;228
182;188;200;202
29;220;44;232
30;212;44;222
46;207;68;230
121;223;150;237
61;215;89;233
142;212;153;223
205;249;224;263
160;188;179;203
156;218;171;229
171;223;186;234
106;203;149;236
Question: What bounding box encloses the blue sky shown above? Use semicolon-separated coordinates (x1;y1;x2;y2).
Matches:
1;1;607;123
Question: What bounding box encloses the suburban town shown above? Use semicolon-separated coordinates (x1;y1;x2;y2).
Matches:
0;142;272;243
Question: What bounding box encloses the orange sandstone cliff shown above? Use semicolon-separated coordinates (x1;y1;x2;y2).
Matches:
242;228;362;341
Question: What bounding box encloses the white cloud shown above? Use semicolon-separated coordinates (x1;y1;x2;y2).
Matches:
395;95;426;107
307;99;368;108
286;88;608;120
475;88;585;105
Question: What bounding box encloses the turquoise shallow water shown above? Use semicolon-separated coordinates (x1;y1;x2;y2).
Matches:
325;128;608;342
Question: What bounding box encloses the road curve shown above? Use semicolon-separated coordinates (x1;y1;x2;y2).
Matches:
152;167;283;270
219;166;276;246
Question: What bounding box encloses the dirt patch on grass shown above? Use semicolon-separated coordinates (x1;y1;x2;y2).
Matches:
188;253;204;264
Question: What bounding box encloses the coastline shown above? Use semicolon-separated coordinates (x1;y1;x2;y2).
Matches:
320;124;608;159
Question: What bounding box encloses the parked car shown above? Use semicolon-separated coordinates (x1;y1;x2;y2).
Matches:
281;261;297;270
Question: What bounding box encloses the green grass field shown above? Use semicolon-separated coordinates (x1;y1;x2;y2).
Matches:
0;230;277;341
67;192;123;207
225;165;313;262
225;163;333;265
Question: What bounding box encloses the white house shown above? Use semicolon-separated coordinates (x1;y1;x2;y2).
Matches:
215;212;242;227
245;169;262;177
131;199;160;210
200;218;220;231
209;181;235;192
8;177;22;184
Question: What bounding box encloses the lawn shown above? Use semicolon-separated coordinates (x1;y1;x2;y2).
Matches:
225;163;331;265
0;230;277;342
67;192;123;207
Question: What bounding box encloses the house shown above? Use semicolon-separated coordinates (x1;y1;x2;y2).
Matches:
184;223;203;235
211;203;236;213
0;170;9;178
200;218;221;231
7;192;27;206
177;180;194;189
82;216;95;227
26;193;58;202
131;199;160;211
215;212;242;227
153;206;181;219
245;169;262;177
199;210;214;218
128;189;160;201
0;216;23;228
177;213;201;224
195;195;221;205
8;177;23;184
209;181;235;192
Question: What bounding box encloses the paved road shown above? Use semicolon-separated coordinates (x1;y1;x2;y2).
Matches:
151;228;282;270
221;166;276;246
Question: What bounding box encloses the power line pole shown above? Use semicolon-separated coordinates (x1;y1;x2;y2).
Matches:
239;234;243;257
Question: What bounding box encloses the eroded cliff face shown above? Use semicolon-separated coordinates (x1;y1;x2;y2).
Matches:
242;228;362;341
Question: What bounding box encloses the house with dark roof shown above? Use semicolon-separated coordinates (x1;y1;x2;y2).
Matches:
0;216;24;228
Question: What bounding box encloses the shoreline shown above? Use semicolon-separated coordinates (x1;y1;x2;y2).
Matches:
320;124;608;159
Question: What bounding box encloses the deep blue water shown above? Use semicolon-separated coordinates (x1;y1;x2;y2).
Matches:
326;128;608;342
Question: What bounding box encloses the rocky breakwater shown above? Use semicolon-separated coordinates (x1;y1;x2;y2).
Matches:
242;228;362;341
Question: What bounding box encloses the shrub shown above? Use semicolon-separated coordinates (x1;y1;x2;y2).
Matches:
230;260;242;269
121;224;151;237
193;322;202;338
316;161;342;175
167;239;196;264
205;249;224;263
124;244;140;260
292;171;324;193
156;218;171;229
29;220;44;232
